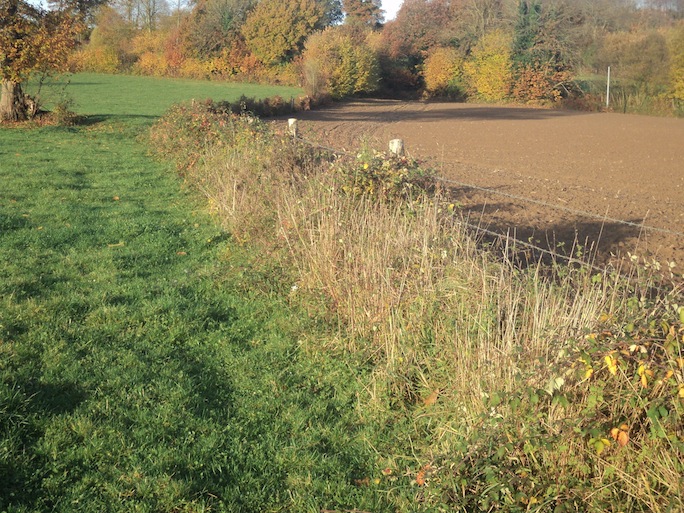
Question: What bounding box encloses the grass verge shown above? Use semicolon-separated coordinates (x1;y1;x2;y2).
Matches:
1;76;391;512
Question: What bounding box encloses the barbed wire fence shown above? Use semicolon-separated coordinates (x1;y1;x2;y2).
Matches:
286;119;684;280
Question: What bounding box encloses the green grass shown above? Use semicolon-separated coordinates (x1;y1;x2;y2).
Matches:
27;72;303;123
0;75;385;512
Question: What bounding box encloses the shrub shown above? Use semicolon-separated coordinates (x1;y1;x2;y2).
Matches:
51;94;79;126
422;46;465;99
149;100;264;173
512;63;572;103
132;52;169;77
334;148;435;201
68;46;120;73
302;26;380;99
463;29;514;102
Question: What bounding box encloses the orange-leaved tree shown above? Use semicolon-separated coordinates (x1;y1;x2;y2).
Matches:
0;0;85;121
422;46;464;98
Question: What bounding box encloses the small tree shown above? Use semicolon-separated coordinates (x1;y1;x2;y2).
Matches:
241;0;323;66
1;0;84;121
669;24;684;104
302;26;379;98
463;28;514;101
422;46;464;98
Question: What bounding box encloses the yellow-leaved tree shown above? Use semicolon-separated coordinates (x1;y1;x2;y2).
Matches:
422;46;464;99
241;0;323;66
670;24;684;104
302;26;379;99
463;29;514;102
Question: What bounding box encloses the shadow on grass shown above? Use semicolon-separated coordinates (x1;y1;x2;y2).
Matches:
0;380;88;510
77;114;160;127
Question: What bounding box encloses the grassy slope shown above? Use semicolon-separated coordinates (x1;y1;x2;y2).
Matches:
0;75;385;512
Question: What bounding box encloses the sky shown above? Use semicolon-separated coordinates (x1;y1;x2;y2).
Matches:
27;0;405;21
382;0;404;20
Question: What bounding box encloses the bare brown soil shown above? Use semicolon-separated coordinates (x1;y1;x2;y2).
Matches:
293;100;684;275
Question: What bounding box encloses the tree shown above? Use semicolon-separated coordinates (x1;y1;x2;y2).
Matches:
302;26;379;98
241;0;323;65
595;30;671;94
382;0;454;59
1;0;84;121
342;0;383;27
463;28;514;101
671;24;684;101
183;0;253;57
422;46;465;97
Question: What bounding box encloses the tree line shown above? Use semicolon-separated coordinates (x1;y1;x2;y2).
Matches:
2;0;684;121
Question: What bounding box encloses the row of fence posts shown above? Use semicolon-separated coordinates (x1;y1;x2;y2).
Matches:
287;118;405;157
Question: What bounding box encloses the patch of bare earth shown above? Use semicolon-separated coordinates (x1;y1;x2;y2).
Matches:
292;100;684;278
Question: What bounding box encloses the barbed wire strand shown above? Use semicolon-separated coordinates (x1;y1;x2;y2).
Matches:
291;133;683;292
436;175;684;238
294;135;684;239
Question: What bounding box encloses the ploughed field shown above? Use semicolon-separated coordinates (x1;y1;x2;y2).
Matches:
294;100;684;273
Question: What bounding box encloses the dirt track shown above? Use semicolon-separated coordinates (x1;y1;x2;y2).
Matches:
293;100;684;273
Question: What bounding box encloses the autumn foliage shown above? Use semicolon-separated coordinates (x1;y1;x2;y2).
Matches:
302;26;379;99
422;46;464;98
8;0;684;115
1;0;84;120
463;29;514;102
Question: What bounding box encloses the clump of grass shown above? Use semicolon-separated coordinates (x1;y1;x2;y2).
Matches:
151;105;684;512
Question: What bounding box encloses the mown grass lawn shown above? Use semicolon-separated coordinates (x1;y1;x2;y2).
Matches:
0;75;387;512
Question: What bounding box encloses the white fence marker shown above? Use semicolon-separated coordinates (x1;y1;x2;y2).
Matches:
389;139;404;156
288;118;298;139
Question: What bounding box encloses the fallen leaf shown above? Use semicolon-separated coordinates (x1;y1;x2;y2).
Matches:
353;477;370;487
617;430;629;447
423;389;440;407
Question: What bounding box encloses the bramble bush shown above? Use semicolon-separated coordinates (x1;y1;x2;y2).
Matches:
334;148;435;201
149;95;315;173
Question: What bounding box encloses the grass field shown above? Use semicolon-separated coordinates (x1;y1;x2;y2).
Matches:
27;72;303;120
0;74;389;512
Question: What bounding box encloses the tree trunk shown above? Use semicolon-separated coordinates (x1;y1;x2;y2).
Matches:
0;79;28;122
